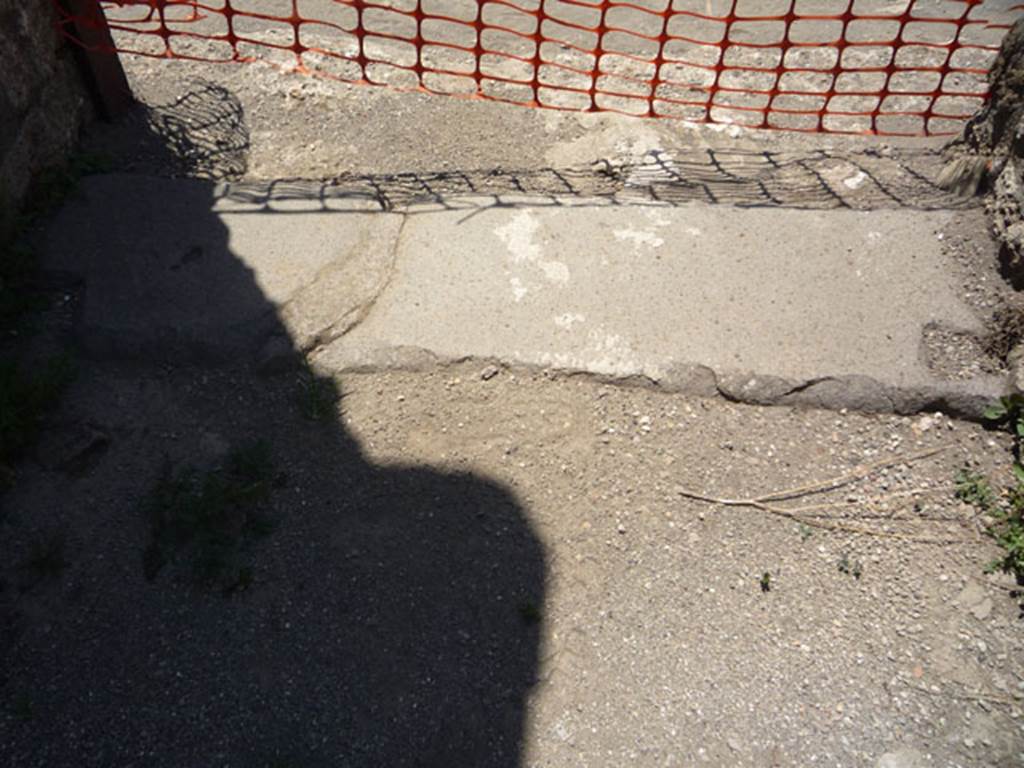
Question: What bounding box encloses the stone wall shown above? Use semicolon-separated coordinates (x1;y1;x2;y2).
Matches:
0;0;95;237
942;18;1024;282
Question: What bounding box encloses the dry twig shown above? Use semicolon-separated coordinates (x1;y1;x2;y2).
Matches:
677;446;970;543
903;682;1024;706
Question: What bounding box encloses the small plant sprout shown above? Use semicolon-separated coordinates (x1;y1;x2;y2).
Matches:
142;441;278;587
983;479;1024;579
837;552;863;580
983;395;1024;457
297;366;339;422
955;467;996;510
958;399;1024;583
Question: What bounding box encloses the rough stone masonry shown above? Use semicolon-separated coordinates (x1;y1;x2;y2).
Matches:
943;17;1024;279
0;0;93;238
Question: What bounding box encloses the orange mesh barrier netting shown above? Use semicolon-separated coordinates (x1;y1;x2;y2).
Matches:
55;0;1024;135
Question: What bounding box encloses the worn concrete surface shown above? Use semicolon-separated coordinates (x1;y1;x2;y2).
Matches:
42;171;1002;417
315;203;1002;416
43;174;401;360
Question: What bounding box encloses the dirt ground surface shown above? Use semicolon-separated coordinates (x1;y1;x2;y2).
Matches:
2;356;1024;768
4;36;1024;768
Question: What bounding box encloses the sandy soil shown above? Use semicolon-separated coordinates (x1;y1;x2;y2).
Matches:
1;354;1024;767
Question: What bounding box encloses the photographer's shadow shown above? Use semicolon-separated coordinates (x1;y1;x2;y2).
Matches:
37;86;546;767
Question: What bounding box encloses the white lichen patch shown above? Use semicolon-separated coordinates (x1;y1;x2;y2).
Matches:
613;228;665;250
495;211;570;286
554;312;586;330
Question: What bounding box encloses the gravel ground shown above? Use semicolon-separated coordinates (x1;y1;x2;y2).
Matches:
1;358;1024;767
925;209;1024;380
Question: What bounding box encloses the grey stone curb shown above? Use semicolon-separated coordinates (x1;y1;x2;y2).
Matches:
310;345;1006;422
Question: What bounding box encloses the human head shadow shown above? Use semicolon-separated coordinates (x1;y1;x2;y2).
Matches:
4;86;545;767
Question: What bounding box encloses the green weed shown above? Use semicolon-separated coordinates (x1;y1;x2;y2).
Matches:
984;394;1024;460
980;474;1024;579
297;367;338;422
985;512;1024;578
143;441;278;586
959;396;1024;582
837;552;863;580
955;468;996;509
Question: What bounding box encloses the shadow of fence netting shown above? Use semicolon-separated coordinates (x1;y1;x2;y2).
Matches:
115;80;973;210
210;147;974;212
57;0;1024;136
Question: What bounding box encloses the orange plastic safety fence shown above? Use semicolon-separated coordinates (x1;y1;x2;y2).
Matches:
56;0;1024;135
